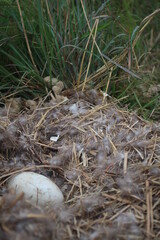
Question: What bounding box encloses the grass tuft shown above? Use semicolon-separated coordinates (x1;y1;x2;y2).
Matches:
0;1;159;120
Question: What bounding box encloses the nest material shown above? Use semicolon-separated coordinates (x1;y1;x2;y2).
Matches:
0;90;160;240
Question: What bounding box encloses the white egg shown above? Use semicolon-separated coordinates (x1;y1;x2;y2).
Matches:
8;171;64;207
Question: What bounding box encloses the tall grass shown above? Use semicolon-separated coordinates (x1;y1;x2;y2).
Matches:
0;0;159;119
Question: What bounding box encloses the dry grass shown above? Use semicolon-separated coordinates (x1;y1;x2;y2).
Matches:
76;8;160;92
0;90;160;239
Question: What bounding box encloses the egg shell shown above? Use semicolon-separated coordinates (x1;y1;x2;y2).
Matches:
8;172;64;207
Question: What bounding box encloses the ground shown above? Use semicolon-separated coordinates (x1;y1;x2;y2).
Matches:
0;89;160;239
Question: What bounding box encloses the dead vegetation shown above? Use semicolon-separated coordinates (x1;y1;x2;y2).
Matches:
0;90;160;240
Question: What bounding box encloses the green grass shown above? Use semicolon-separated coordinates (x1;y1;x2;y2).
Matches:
0;0;159;120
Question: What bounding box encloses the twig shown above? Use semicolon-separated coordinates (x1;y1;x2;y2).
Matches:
146;180;153;239
82;19;99;91
16;0;38;71
77;20;97;87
